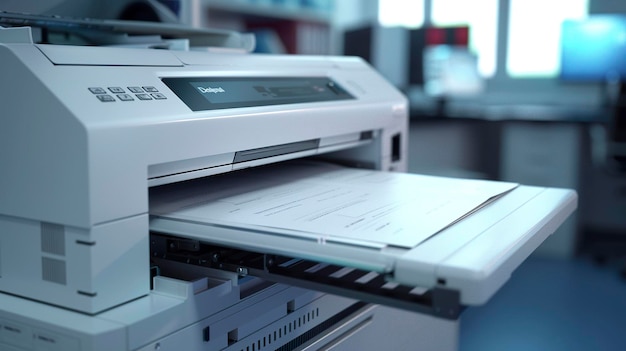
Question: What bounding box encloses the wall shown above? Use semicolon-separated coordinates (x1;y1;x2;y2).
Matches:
482;0;626;107
339;0;626;107
331;0;378;54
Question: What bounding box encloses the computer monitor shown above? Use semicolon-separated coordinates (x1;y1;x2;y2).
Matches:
342;24;470;91
408;26;470;86
560;15;626;82
422;45;483;97
561;15;626;166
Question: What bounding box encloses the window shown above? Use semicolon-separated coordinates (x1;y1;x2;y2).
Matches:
431;0;499;77
507;0;589;78
378;0;425;28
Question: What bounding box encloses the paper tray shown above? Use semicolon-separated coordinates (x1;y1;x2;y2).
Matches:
149;162;577;313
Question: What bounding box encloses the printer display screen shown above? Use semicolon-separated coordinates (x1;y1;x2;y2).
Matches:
161;77;354;111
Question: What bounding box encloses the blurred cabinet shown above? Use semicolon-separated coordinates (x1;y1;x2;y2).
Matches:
583;169;626;232
177;0;334;54
499;122;583;258
407;120;496;179
579;127;626;255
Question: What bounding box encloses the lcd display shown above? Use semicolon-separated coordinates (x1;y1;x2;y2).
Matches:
162;77;354;111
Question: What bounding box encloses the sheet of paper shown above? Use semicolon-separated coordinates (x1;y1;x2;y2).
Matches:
151;161;518;248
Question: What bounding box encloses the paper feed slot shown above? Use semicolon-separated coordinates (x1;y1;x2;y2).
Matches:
147;132;374;187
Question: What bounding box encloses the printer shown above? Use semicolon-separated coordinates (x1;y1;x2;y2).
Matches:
0;24;576;351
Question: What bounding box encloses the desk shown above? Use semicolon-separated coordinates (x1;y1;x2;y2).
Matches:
409;100;608;259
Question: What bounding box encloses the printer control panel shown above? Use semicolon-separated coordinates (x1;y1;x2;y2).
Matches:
88;86;167;103
162;77;354;112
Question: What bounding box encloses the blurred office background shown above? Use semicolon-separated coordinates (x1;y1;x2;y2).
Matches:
3;0;626;349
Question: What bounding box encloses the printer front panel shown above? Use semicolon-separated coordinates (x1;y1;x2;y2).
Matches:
2;43;408;226
74;55;409;225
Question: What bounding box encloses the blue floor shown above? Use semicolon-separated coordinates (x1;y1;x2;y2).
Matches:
459;255;626;351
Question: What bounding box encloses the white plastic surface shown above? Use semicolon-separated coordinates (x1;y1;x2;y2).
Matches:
151;180;577;306
396;186;577;304
37;44;183;66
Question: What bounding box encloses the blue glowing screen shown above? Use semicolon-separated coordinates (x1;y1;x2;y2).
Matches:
560;15;626;81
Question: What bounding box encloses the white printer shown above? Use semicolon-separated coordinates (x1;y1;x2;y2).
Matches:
0;24;576;351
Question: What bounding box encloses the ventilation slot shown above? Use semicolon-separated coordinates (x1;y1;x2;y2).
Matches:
236;308;328;351
274;304;364;351
42;257;67;285
41;222;65;256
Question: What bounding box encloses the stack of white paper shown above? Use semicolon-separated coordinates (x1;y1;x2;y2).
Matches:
151;161;518;248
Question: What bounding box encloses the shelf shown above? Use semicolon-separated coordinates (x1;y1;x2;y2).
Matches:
205;0;332;24
179;0;334;54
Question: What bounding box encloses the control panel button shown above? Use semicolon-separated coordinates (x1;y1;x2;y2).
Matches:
108;87;125;94
128;86;144;93
136;93;153;100
96;94;115;102
88;87;106;94
143;86;159;93
117;94;134;101
151;93;167;100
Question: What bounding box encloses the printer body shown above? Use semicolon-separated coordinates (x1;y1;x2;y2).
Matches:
0;39;434;351
0;25;578;351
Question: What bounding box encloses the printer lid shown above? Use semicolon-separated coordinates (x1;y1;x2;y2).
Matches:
149;161;577;318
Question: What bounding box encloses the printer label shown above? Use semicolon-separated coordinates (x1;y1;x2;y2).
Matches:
196;86;226;94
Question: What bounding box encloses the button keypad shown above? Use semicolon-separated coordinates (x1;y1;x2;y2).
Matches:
117;94;134;101
108;87;125;94
136;93;153;100
89;86;167;102
89;87;107;94
96;94;115;102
